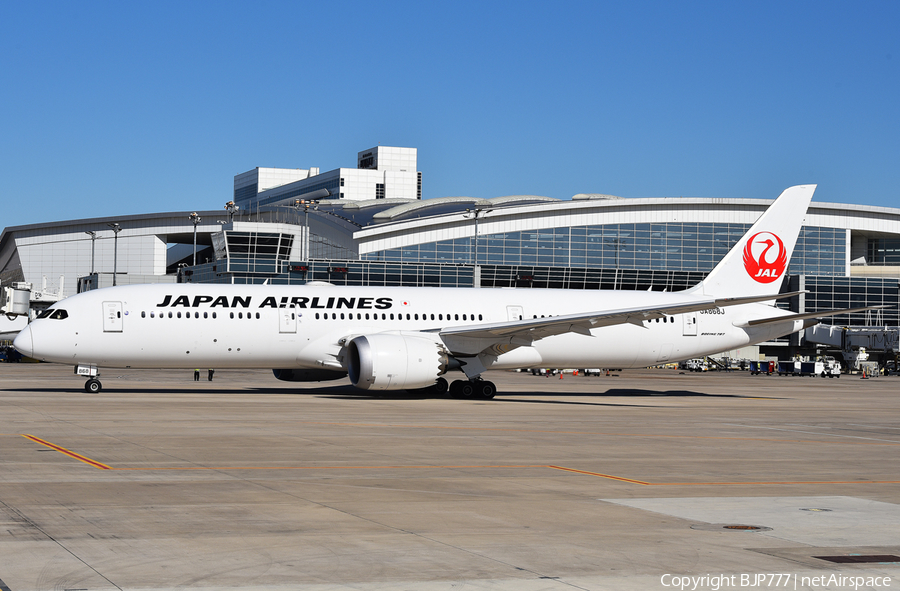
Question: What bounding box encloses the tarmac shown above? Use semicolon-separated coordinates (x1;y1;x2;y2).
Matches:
0;363;898;591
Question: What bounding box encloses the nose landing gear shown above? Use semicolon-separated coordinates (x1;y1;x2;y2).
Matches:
76;364;102;393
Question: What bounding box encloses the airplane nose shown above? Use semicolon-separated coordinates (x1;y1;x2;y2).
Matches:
13;324;33;358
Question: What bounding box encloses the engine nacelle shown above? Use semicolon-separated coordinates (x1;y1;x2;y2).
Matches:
347;334;448;390
272;368;347;382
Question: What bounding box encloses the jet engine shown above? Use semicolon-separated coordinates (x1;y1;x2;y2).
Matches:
347;334;450;390
272;368;347;382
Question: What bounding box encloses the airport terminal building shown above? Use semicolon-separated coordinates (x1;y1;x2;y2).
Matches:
2;145;899;358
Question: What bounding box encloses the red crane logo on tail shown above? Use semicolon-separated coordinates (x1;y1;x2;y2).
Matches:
742;232;787;283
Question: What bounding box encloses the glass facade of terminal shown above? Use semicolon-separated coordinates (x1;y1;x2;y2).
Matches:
185;259;475;288
212;231;295;275
791;275;900;327
479;266;707;292
363;224;847;277
867;237;900;265
180;219;895;332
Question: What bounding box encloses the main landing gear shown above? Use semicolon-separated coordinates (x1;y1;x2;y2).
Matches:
449;379;496;399
411;377;496;399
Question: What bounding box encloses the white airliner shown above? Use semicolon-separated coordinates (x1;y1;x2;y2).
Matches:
13;185;876;397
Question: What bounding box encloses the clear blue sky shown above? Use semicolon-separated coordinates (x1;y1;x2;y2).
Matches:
2;1;898;229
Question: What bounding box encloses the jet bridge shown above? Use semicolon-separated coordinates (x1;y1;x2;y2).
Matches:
1;278;67;341
806;324;900;369
1;282;31;318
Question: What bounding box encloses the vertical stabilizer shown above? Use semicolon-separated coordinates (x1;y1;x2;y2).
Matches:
690;185;816;298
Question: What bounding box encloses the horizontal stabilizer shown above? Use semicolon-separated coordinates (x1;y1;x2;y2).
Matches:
737;305;890;328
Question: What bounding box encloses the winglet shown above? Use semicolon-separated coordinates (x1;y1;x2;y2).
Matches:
690;185;816;298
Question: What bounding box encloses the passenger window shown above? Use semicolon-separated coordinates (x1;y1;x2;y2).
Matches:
141;311;146;318
203;312;208;318
212;312;217;319
255;312;260;319
230;312;234;319
455;314;459;321
177;312;182;318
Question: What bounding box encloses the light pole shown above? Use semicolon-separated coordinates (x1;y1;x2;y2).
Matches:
295;199;318;261
463;207;492;289
84;231;97;275
189;212;201;266
107;223;121;286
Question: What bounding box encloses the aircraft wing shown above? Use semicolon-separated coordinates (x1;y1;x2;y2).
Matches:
437;291;804;355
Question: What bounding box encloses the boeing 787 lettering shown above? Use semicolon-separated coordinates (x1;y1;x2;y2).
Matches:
13;185;876;397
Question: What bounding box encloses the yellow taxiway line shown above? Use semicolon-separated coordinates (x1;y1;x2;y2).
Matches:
21;434;900;486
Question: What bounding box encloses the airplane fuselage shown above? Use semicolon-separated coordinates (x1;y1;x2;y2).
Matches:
18;283;799;371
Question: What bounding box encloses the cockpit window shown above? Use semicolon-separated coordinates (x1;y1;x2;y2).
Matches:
37;309;68;320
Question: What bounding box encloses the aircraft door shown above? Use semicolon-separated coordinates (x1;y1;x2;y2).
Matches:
507;305;524;321
279;309;297;334
683;313;698;336
102;301;123;332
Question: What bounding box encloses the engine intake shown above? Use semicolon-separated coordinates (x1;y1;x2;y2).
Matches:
347;334;448;390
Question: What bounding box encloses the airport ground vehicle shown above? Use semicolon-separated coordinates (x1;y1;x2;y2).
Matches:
776;357;841;377
749;360;776;375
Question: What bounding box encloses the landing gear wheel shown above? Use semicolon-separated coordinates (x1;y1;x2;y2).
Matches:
85;378;102;393
433;377;449;394
475;380;496;399
450;380;474;398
